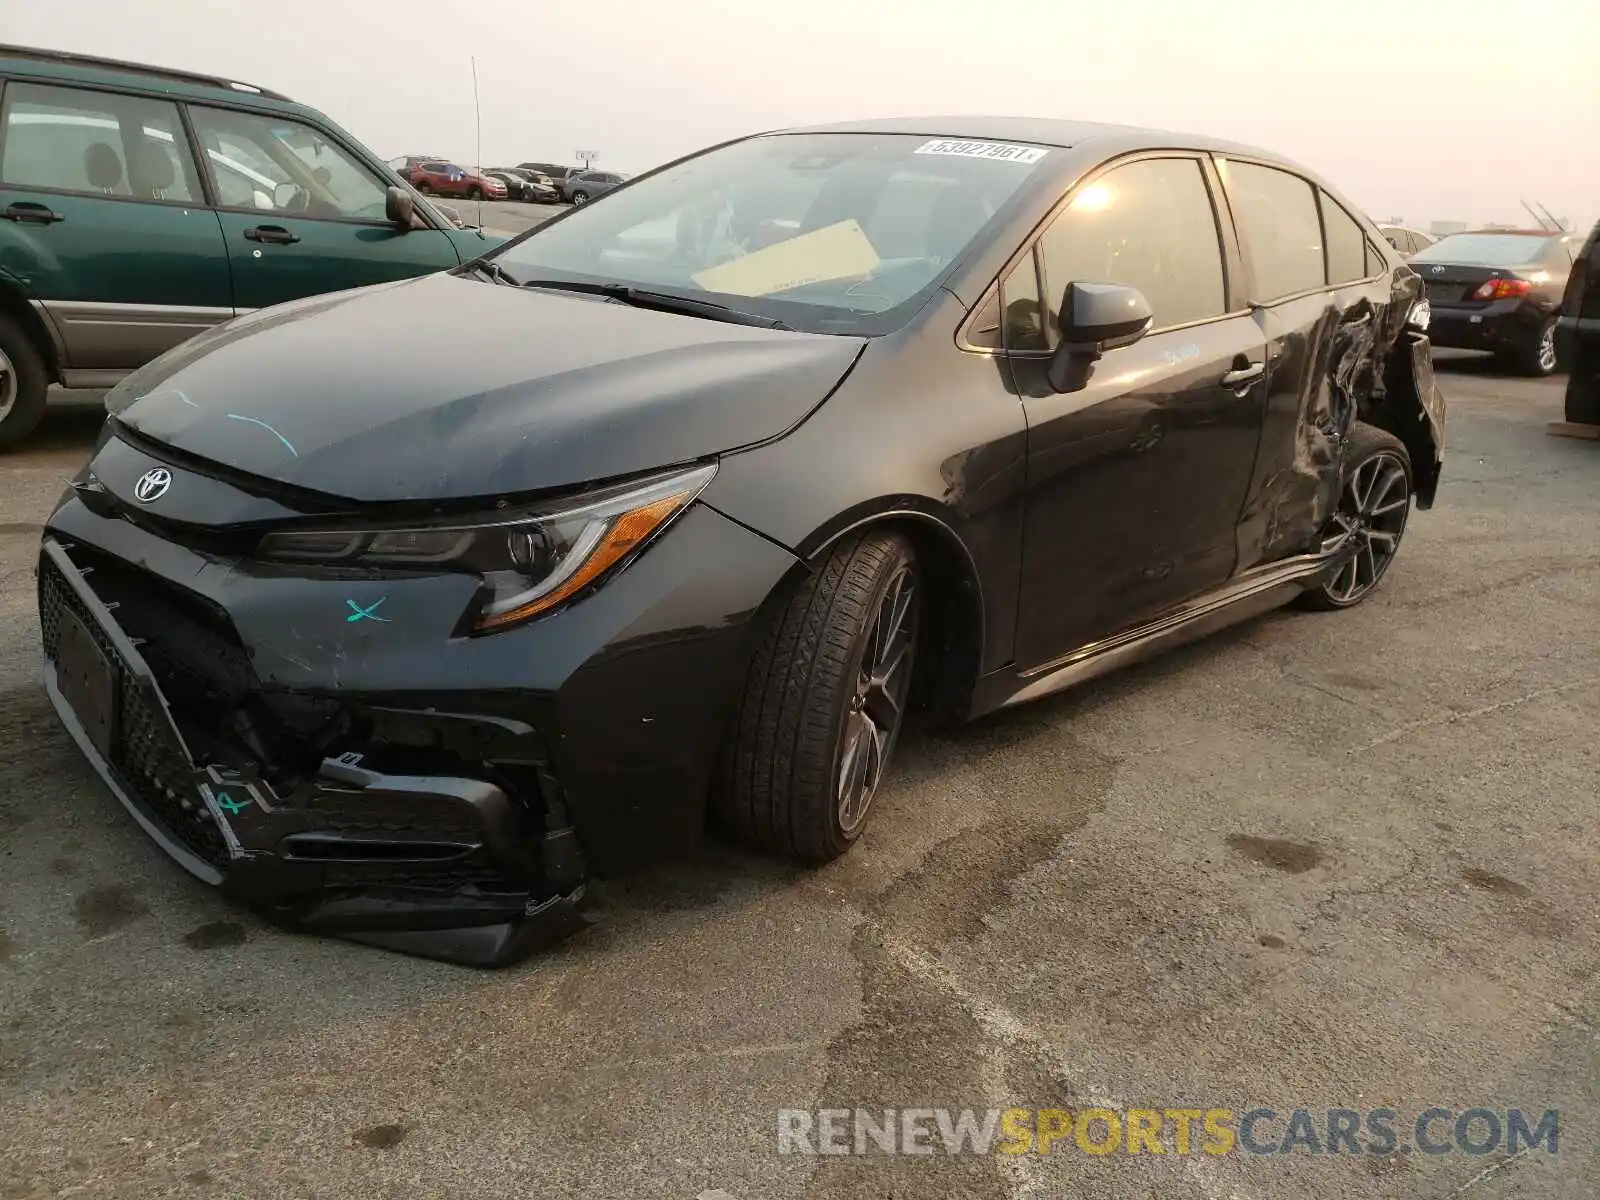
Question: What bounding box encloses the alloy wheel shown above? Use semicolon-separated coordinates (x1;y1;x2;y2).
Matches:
0;346;15;425
1537;322;1558;374
1325;450;1410;604
837;564;918;834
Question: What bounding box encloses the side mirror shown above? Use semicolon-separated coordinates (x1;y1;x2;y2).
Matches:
1047;281;1154;392
385;185;418;230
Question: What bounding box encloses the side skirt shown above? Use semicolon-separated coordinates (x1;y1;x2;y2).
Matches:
971;550;1342;716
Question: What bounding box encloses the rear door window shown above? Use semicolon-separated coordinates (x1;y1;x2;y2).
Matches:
0;81;200;203
1036;155;1227;333
1225;161;1325;301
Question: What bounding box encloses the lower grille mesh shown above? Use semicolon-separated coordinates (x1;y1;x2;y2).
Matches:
40;556;230;869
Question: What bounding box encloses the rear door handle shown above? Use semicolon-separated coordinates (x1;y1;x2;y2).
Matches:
4;202;65;225
244;225;300;245
1221;361;1265;388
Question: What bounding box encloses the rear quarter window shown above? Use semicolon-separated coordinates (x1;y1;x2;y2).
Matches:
1225;160;1326;301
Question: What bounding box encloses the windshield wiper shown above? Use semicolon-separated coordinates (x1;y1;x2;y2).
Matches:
517;279;794;331
466;258;521;286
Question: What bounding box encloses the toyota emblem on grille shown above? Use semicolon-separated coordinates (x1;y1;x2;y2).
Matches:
134;467;172;502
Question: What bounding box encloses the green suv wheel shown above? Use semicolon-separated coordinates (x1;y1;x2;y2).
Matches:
0;315;49;450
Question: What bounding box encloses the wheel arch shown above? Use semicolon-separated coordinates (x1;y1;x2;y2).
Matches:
799;505;986;724
0;276;63;385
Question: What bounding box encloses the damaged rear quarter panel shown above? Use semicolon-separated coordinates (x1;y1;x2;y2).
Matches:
1233;262;1442;572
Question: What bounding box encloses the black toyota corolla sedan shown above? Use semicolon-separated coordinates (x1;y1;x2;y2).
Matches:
39;118;1444;965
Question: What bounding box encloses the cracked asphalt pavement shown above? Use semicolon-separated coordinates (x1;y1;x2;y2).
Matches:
2;357;1596;1199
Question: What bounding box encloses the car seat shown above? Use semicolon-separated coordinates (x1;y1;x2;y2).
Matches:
83;143;124;196
131;138;177;200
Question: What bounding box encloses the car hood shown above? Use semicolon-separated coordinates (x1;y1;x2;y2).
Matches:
109;273;865;503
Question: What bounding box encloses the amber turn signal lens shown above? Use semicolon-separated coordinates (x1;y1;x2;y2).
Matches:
472;491;691;631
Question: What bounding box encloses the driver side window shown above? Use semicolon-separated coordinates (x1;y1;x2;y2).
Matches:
187;106;390;222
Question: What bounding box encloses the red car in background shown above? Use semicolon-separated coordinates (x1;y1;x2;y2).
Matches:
402;159;507;201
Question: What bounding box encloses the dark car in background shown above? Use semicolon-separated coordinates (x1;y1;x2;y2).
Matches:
1413;229;1574;375
0;45;499;447
562;170;627;204
39;117;1442;966
402;159;507;201
485;168;557;203
1559;221;1600;424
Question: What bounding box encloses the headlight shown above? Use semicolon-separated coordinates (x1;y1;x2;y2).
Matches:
256;463;715;632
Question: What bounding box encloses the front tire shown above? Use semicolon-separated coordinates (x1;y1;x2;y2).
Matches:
1297;423;1412;611
467;185;483;202
0;314;49;451
570;190;589;205
717;531;920;863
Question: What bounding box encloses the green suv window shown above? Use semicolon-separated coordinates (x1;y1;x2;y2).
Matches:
0;81;201;203
187;106;391;223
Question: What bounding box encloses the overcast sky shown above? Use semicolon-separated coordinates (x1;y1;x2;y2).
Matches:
6;0;1596;228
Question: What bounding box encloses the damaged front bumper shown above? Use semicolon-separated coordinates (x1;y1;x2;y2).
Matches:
36;456;798;965
39;537;590;965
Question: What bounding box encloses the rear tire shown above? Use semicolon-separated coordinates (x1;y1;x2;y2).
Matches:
1296;423;1412;611
467;185;483;202
415;181;433;195
1514;318;1559;377
716;531;920;863
0;313;49;451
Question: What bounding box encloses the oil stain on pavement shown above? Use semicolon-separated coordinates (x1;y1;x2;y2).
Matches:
72;884;149;935
1225;834;1324;874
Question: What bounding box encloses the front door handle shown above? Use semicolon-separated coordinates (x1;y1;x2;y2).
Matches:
1221;361;1265;388
4;202;65;225
244;225;300;245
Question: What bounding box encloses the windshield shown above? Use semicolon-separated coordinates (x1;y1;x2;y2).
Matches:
488;133;1051;334
1413;234;1559;267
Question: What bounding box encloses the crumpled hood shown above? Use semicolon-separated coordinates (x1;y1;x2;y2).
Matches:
110;273;865;502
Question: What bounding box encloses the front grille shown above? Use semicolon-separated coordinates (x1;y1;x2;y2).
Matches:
40;555;231;869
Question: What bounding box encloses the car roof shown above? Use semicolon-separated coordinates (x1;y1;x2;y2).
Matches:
774;115;1279;160
0;42;299;106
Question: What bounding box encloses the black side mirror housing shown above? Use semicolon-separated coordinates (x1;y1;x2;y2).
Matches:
385;185;419;230
1047;281;1154;392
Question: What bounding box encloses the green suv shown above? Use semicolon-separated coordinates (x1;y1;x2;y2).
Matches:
0;44;499;446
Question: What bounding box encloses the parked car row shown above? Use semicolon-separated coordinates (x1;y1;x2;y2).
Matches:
515;162;631;205
0;43;502;446
386;155;507;201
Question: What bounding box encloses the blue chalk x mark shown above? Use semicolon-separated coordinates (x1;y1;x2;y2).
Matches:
346;597;390;623
215;791;252;815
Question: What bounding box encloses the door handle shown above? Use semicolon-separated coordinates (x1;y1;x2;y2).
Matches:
244;225;300;245
4;202;65;225
1221;361;1265;388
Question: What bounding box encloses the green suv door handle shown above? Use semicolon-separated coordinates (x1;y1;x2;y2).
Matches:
243;225;301;245
4;202;65;225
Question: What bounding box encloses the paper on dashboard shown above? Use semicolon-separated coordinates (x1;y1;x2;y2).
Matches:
691;219;881;296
